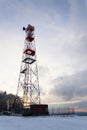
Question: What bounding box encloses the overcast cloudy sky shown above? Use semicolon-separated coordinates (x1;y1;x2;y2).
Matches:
0;0;87;109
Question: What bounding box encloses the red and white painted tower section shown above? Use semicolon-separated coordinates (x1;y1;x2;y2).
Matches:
17;24;40;108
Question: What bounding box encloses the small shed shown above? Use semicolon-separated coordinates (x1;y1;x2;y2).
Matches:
30;104;49;116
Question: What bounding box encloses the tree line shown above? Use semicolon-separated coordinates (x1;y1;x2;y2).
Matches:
0;91;23;114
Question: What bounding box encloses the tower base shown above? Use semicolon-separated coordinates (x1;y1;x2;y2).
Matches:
22;104;49;116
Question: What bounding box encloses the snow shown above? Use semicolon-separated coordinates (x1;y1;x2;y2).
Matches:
0;115;87;130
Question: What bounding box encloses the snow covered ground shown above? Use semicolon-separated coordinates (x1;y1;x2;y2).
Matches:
0;115;87;130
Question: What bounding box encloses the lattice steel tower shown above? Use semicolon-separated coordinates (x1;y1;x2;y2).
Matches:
17;24;40;108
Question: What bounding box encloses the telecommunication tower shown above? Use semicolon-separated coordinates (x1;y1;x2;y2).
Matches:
17;24;40;108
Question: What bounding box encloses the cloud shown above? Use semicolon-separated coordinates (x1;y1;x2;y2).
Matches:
50;69;87;101
38;66;50;77
0;0;87;107
64;33;87;63
68;0;87;31
38;66;52;93
75;100;87;108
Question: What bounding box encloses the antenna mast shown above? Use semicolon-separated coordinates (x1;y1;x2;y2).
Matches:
17;24;40;108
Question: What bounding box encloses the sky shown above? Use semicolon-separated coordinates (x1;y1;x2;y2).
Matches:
0;0;87;110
